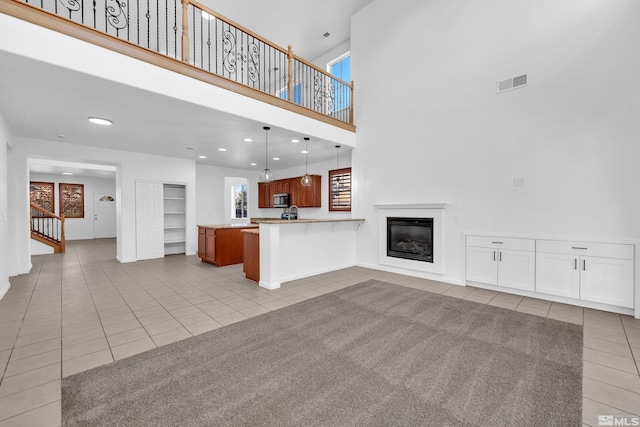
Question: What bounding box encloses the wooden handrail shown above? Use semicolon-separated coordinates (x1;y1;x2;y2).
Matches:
30;202;63;221
291;53;353;89
188;0;290;55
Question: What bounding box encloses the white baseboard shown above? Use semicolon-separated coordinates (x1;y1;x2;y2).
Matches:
356;262;463;287
279;262;357;284
116;256;137;263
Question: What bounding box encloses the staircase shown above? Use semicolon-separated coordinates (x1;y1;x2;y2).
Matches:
30;202;65;253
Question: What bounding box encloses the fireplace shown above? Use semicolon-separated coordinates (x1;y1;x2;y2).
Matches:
387;217;433;263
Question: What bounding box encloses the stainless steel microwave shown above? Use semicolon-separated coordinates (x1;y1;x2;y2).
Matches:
273;193;290;208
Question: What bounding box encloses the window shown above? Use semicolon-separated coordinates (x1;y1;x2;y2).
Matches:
232;184;248;219
328;167;352;212
328;53;351;113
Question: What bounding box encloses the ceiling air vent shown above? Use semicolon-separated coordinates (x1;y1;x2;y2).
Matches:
497;74;528;94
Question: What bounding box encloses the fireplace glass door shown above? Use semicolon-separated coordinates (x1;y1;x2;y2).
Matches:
387;217;433;262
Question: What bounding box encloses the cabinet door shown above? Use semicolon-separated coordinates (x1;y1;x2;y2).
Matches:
258;182;271;208
497;249;535;291
580;256;634;308
466;246;498;285
205;232;216;263
198;229;205;259
289;178;300;207
535;252;580;299
135;181;164;260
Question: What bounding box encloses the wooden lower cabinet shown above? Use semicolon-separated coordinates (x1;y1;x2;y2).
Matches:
242;230;260;282
198;226;256;266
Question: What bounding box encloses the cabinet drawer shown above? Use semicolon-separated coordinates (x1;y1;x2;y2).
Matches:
206;229;216;236
466;236;535;252
536;240;634;260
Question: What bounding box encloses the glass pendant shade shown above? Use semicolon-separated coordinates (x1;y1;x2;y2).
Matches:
260;168;273;182
301;137;312;187
301;173;312;186
260;126;273;182
332;144;342;191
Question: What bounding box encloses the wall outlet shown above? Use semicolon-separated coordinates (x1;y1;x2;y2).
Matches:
513;177;525;187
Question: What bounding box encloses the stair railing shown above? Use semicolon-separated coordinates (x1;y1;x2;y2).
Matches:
30;202;65;252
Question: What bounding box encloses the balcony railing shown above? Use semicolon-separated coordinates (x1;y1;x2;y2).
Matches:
3;0;354;127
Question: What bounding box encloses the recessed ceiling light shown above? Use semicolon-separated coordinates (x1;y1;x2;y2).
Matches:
244;138;253;142
199;155;207;159
323;32;331;38
218;148;227;152
62;172;73;175
301;150;308;154
57;134;65;139
291;139;299;143
273;157;280;161
250;163;257;166
186;147;195;150
88;117;112;126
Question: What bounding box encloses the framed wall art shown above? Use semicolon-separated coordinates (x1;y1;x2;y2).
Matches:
30;181;55;214
59;183;85;218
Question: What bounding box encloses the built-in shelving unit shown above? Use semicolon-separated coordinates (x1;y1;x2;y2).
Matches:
163;184;186;255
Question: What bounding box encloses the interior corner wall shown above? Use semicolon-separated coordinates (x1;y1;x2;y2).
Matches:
14;138;197;264
0;114;11;297
351;0;640;283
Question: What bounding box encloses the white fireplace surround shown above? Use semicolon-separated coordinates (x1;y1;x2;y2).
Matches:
375;203;448;274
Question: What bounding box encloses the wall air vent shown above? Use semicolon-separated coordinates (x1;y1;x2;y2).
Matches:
497;74;528;94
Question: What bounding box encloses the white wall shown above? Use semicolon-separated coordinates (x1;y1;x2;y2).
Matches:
312;39;351;71
351;0;640;283
196;164;261;225
13;138;197;265
0;114;12;297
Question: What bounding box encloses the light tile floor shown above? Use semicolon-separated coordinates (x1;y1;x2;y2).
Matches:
0;239;639;426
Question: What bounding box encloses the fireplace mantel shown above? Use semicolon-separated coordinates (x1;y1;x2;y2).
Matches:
374;203;449;209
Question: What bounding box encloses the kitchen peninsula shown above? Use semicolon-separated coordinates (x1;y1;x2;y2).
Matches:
251;218;365;290
197;224;258;266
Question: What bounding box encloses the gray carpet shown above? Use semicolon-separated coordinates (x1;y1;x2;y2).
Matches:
62;280;582;426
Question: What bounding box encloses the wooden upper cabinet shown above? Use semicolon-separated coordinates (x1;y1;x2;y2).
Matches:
297;175;322;208
258;182;272;208
258;175;322;208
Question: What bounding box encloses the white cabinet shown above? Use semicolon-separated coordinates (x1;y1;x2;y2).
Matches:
536;240;634;308
466;237;535;291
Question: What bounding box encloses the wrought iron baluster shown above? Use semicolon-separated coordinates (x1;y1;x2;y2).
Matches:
207;17;211;71
173;0;177;57
136;0;139;44
146;0;150;48
156;0;159;51
164;0;167;54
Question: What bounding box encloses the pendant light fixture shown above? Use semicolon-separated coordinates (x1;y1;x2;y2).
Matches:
260;126;273;182
300;137;312;187
332;144;343;191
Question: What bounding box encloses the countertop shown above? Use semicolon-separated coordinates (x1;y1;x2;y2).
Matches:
251;218;365;225
197;224;259;230
241;229;260;234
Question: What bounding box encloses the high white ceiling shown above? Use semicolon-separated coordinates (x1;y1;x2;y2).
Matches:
0;0;373;178
203;0;374;59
